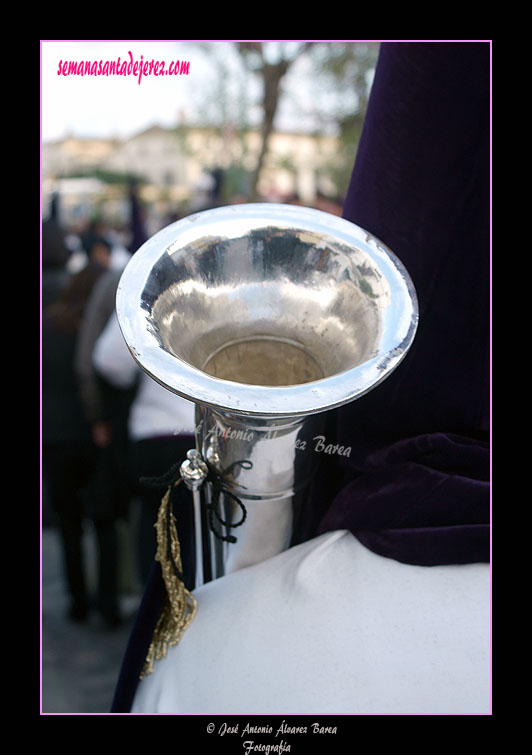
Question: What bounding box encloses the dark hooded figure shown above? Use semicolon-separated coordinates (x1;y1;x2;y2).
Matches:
42;216;71;310
294;41;490;567
42;258;110;622
111;41;490;714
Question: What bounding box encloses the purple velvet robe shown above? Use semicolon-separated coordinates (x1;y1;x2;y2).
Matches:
307;42;491;567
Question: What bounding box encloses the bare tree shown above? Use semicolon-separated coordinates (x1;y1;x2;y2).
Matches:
237;42;313;200
305;42;380;196
186;41;379;202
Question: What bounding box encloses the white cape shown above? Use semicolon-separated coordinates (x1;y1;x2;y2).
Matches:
132;530;490;715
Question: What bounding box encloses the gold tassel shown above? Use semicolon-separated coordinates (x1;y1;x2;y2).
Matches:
141;480;197;679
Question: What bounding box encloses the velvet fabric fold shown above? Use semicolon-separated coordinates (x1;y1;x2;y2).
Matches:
297;41;491;566
111;561;166;712
317;433;490;565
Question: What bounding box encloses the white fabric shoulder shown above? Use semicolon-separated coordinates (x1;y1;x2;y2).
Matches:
93;313;138;389
132;530;490;715
93;314;196;439
128;376;196;441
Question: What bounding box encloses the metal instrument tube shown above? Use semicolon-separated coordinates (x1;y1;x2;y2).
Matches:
116;204;419;589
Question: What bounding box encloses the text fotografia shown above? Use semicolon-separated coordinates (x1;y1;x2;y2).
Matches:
56;51;190;85
212;720;338;752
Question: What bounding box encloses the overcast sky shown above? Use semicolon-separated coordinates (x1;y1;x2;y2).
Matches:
40;40;331;143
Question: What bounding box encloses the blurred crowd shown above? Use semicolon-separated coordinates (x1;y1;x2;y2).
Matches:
42;182;148;629
41;179;344;630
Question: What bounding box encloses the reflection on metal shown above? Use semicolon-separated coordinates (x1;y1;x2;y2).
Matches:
117;203;418;587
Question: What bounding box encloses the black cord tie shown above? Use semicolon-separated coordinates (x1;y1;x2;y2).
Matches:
138;455;252;677
140;457;253;545
205;459;252;543
139;460;183;490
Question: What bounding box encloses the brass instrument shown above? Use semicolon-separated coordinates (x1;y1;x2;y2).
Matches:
116;203;418;587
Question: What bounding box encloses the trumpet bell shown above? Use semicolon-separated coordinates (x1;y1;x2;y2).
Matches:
116;203;419;584
116;203;418;418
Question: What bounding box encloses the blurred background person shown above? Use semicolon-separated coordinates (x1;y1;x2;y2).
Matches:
76;179;147;446
93;311;196;589
42;236;111;623
72;181;149;625
42;213;71;310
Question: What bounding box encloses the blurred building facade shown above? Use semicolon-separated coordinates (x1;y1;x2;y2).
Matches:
42;124;342;227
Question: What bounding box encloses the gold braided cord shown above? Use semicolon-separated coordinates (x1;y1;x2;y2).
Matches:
141;481;197;679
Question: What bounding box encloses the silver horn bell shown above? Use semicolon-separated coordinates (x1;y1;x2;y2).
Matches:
116;203;418;586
